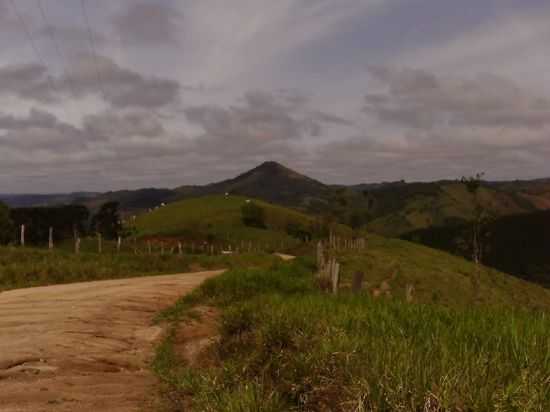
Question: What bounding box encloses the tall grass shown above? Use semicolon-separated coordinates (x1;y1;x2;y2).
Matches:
156;258;550;411
0;245;278;291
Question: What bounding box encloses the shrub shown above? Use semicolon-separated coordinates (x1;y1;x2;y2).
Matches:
0;202;14;244
241;202;266;228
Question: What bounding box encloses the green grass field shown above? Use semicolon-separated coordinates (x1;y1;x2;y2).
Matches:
0;245;279;291
154;257;550;411
134;194;351;246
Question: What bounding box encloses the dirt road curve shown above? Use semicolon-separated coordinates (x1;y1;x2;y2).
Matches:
0;270;223;412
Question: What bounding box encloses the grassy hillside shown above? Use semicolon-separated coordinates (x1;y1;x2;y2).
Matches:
154;253;550;411
362;182;535;237
337;234;550;309
134;194;350;246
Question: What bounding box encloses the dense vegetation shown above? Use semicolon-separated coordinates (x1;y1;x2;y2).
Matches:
402;210;550;287
154;257;550;411
0;201;13;244
9;205;90;244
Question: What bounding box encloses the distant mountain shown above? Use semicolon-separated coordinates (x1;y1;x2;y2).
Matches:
0;192;98;208
4;162;550;239
174;161;329;206
82;188;177;213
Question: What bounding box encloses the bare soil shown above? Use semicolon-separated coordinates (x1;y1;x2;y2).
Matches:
0;270;223;412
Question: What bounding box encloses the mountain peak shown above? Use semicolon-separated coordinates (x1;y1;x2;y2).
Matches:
196;161;328;205
254;161;291;172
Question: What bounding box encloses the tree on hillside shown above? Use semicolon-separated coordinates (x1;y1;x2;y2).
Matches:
0;201;14;244
461;173;491;265
241;202;266;228
91;202;122;239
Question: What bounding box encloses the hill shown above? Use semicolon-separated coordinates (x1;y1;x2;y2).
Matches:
338;233;550;308
6;162;550;239
0;192;98;208
402;210;550;287
134;194;350;246
174;161;329;207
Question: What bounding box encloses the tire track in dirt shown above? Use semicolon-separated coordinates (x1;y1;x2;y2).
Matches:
0;270;223;412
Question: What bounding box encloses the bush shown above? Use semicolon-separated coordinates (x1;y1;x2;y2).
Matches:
0;202;14;244
241;202;266;228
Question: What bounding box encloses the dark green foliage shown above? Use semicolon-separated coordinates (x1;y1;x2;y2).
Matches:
403;210;550;287
285;222;312;241
10;205;89;244
241;201;266;228
0;202;13;244
91;201;122;239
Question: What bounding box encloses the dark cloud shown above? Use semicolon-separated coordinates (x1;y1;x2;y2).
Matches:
0;108;58;130
185;90;351;157
112;2;183;46
0;63;55;103
0;109;85;152
65;54;181;109
0;55;180;109
365;67;550;130
83;111;165;138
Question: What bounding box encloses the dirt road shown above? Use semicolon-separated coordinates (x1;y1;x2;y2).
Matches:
0;270;223;412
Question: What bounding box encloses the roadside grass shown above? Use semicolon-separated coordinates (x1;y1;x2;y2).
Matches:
0;245;278;291
153;257;550;411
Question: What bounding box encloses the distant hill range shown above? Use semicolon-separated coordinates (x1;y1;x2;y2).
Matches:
3;161;550;237
0;192;98;208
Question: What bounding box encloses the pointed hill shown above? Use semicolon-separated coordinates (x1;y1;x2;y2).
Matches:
175;161;328;206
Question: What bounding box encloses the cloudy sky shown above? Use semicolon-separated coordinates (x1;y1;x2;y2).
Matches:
1;0;549;193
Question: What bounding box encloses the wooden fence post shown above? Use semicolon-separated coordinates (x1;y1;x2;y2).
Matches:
48;227;54;250
97;233;102;254
20;224;25;247
406;284;415;303
331;260;340;295
117;236;122;253
75;237;81;254
316;241;325;269
352;271;364;293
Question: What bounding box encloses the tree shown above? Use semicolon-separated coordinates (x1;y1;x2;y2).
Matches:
0;201;14;244
461;173;491;265
241;202;266;228
91;202;122;239
10;205;90;244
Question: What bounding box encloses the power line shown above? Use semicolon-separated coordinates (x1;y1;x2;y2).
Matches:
8;0;57;98
9;0;79;132
36;0;78;98
80;0;106;98
9;0;45;64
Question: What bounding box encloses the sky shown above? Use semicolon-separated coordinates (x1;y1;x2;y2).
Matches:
0;0;549;193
